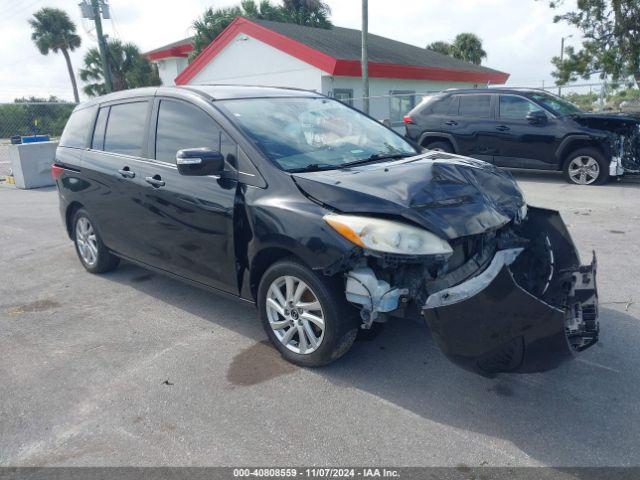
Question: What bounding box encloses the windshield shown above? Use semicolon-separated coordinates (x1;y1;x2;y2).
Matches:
529;92;582;116
217;97;417;172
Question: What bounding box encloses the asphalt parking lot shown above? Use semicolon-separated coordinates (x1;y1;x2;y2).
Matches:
1;171;640;468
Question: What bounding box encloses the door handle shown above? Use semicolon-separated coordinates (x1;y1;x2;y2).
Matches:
145;175;165;188
496;125;511;131
118;167;135;178
444;120;458;126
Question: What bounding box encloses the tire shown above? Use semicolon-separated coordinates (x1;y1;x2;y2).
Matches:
562;147;609;185
72;208;120;274
424;140;454;153
258;259;359;367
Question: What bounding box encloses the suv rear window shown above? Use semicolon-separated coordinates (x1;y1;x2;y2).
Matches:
459;95;492;117
59;106;96;148
104;101;148;157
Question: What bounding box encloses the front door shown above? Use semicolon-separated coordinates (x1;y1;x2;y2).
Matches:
493;95;558;169
134;97;239;294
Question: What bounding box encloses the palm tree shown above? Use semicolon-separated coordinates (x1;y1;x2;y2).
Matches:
281;0;331;27
79;39;161;97
451;33;487;65
29;7;81;103
427;41;453;56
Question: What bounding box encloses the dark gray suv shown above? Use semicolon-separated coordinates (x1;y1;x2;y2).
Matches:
404;88;640;185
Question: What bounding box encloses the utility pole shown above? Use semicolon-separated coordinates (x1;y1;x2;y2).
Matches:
361;0;369;115
558;35;572;96
80;0;112;93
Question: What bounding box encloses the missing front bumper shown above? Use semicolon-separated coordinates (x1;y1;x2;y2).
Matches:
422;207;599;375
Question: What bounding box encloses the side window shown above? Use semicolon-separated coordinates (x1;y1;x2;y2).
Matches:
59;106;97;148
155;99;222;164
104;101;148;157
499;96;545;119
459;95;492;118
389;90;416;125
429;97;452;115
333;89;354;106
91;106;109;150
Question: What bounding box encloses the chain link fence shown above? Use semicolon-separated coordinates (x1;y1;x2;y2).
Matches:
0;101;76;177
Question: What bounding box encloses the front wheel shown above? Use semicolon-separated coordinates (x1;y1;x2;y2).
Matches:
563;148;609;185
258;260;359;367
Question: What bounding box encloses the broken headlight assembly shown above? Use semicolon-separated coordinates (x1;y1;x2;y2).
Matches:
323;214;453;256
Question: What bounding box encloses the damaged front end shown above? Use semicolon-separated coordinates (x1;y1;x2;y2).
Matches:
571;113;640;174
296;155;599;374
342;207;599;375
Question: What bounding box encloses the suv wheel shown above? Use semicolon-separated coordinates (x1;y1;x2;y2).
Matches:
258;260;359;367
425;140;454;153
563;148;609;185
73;209;120;274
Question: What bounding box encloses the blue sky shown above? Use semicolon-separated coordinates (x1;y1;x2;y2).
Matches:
0;0;584;102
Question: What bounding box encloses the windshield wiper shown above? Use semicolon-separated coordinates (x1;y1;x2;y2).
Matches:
288;153;414;173
340;152;414;168
288;163;337;173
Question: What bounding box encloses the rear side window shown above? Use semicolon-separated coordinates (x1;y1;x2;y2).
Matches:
429;97;452;115
104;101;148;157
459;95;492;118
91;106;109;150
154;99;222;164
59;106;96;148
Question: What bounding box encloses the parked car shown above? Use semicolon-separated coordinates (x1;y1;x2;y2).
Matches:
53;85;599;375
404;88;640;185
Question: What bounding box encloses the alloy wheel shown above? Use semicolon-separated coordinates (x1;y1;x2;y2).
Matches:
75;217;98;267
265;275;325;354
568;156;600;185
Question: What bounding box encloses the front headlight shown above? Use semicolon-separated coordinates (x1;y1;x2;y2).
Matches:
323;214;453;256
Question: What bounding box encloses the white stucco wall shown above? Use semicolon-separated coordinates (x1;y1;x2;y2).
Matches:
155;57;188;86
188;33;324;91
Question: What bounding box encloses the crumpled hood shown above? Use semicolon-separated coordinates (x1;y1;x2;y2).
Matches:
292;152;525;240
569;113;640;131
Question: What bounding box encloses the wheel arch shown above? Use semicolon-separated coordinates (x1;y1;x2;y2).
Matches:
557;136;608;169
65;201;84;239
249;247;308;302
417;132;458;152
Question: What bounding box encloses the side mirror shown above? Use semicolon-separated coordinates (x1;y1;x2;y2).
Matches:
176;148;224;176
526;111;547;125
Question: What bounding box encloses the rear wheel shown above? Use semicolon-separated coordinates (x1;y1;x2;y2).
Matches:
258;260;359;367
563;148;609;185
73;209;120;274
424;140;454;153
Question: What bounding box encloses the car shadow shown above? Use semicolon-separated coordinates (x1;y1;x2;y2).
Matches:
104;262;640;467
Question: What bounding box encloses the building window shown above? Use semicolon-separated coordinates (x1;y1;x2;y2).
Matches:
389;90;416;125
333;88;354;106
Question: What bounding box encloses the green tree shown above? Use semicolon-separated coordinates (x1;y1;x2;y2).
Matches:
426;41;453;56
546;0;640;88
450;33;487;65
190;0;331;58
281;0;331;27
29;7;82;103
0;97;75;138
426;33;487;65
79;39;160;97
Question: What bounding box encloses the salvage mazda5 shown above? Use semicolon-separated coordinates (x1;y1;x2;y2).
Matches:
53;85;599;375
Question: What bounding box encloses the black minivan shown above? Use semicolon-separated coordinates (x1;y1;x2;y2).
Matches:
53;85;599;375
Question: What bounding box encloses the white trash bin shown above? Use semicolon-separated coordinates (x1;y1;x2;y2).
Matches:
8;141;58;189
